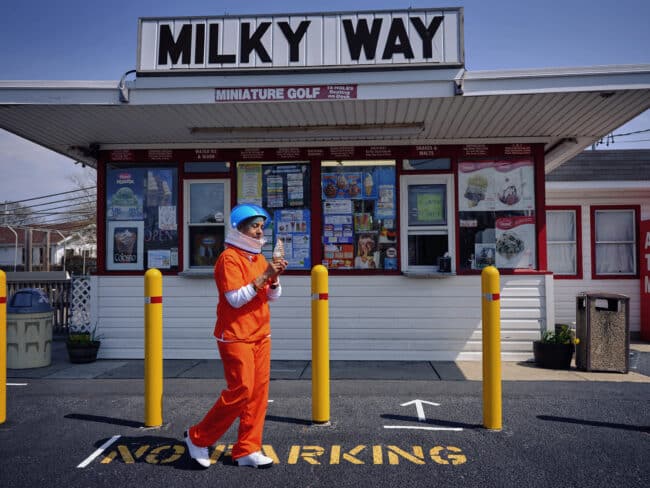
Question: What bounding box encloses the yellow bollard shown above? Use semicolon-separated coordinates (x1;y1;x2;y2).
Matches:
144;268;163;427
0;270;6;424
481;265;502;430
311;265;330;424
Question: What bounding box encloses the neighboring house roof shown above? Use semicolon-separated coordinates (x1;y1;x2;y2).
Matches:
0;221;95;246
546;149;650;182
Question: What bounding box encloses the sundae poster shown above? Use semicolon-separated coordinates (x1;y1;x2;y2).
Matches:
495;216;536;269
458;160;535;212
107;221;144;270
106;168;145;220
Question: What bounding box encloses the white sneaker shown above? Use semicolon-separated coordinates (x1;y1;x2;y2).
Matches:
235;451;274;469
184;430;211;468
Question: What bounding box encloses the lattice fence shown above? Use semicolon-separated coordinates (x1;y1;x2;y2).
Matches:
68;276;92;334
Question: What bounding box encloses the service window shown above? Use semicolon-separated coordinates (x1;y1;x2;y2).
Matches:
592;207;637;276
322;160;397;271
236;162;312;269
183;180;230;270
400;174;454;273
105;163;179;271
457;159;536;271
546;208;580;277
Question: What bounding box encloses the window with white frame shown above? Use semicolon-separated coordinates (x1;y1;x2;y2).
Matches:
400;174;455;273
183;179;230;270
593;207;636;275
546;209;578;275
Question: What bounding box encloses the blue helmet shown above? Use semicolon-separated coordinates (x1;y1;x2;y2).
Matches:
230;204;271;229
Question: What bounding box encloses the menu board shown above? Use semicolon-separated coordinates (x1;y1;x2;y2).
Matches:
321;165;396;270
273;209;311;270
106;164;179;271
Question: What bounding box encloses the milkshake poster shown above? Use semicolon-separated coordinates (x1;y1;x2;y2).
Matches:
107;221;144;270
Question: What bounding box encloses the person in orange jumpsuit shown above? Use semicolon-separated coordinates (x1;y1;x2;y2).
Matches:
184;204;288;469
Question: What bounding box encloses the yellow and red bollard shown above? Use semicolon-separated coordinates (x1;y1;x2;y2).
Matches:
0;270;6;424
311;265;330;425
144;268;163;427
481;265;502;430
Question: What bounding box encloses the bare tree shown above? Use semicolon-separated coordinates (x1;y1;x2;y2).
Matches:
65;167;97;243
1;201;35;226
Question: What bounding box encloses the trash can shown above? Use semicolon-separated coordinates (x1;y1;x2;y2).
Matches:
6;288;54;369
575;292;629;373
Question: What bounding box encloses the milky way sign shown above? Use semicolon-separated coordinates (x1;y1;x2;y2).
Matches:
137;8;463;74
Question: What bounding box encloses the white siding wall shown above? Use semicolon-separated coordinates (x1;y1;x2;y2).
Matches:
547;188;650;333
94;273;548;362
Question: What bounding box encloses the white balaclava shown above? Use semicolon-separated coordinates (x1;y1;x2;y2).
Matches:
224;217;267;254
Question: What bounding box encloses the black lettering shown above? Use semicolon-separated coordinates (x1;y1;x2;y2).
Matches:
278;21;311;62
194;24;205;64
382;18;414;60
158;24;192;65
240;22;272;63
410;16;443;58
208;24;236;64
342;18;382;60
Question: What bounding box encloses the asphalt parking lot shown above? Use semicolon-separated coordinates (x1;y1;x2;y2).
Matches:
1;341;648;487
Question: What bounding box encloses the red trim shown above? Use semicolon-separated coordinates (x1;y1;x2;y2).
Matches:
0;296;6;304
545;205;583;279
640;220;650;341
534;145;547;272
96;157;107;274
95;144;546;277
310;159;323;266
484;293;500;301
146;296;163;304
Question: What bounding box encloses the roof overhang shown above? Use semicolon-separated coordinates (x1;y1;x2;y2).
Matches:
1;64;649;172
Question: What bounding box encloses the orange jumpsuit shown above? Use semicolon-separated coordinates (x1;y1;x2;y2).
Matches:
188;246;274;459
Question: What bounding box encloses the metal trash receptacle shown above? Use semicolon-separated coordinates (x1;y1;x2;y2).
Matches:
575;292;629;373
6;288;54;369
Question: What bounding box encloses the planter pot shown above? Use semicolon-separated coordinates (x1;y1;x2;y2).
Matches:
66;341;101;364
533;341;574;370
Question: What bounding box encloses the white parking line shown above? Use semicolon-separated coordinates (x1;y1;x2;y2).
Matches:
6;383;28;386
384;425;463;432
77;435;121;468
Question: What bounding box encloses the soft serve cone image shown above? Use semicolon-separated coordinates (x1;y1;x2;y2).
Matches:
364;173;374;196
272;238;285;263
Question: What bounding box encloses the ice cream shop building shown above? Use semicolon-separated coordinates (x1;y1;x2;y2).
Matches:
1;8;650;360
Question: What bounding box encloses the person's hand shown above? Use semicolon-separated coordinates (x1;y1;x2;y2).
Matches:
267;259;288;278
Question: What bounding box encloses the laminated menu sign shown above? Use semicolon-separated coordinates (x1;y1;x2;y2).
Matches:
262;164;308;208
238;164;262;205
495;216;536;269
107;169;144;220
323;244;354;269
459;160;535;212
274;209;311;269
323;214;353;244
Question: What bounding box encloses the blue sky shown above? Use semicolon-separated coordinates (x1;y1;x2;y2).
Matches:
1;0;649;202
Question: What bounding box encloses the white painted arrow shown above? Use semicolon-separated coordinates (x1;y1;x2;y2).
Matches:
400;399;440;422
